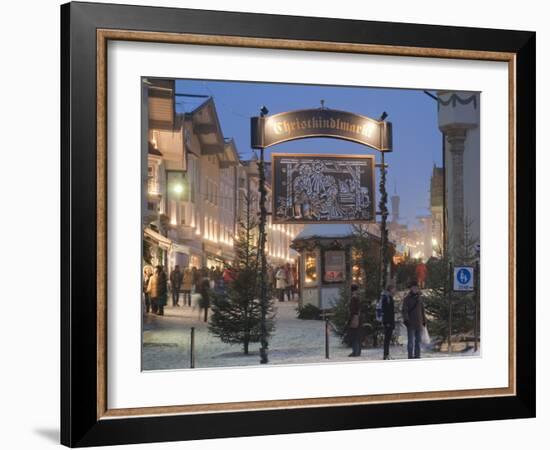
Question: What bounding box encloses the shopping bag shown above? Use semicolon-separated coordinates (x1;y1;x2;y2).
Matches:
421;325;431;345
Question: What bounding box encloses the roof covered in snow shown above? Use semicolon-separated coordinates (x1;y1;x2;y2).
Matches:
293;224;356;241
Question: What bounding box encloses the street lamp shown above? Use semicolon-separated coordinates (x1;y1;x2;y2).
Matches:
172;183;184;195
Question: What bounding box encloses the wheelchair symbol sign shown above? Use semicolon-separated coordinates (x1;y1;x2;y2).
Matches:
453;266;474;291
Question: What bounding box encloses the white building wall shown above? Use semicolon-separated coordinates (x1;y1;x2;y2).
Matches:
439;91;481;255
219;166;236;251
463;124;480;243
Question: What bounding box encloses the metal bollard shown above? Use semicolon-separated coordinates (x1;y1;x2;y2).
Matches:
190;327;195;368
325;319;330;359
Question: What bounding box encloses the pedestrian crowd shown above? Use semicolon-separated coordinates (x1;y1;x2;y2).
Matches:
143;265;231;316
143;262;299;318
269;263;298;302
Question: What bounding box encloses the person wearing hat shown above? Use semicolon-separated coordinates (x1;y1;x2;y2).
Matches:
401;280;427;359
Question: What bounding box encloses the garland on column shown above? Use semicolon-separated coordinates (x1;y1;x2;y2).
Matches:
378;156;389;290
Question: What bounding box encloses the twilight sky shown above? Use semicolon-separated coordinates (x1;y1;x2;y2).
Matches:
175;79;443;226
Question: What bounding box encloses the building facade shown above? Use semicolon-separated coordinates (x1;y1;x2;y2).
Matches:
430;165;445;255
143;79;299;276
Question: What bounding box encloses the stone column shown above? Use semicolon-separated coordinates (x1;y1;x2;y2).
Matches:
446;127;467;259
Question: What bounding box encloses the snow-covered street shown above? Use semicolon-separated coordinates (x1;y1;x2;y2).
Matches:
142;300;477;370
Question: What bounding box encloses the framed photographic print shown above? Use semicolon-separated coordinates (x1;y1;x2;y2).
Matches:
60;1;536;447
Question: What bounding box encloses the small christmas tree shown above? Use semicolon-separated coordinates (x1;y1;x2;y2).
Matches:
422;254;451;346
208;193;275;354
423;220;478;348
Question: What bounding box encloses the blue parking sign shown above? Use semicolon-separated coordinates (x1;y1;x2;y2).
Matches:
453;266;474;291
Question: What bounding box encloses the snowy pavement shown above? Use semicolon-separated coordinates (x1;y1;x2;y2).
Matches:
142;300;478;371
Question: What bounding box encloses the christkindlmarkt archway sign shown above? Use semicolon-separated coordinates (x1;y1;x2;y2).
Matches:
250;105;393;364
251;107;392;225
251;108;393;151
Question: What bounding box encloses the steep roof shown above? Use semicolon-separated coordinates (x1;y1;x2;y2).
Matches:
185;97;226;156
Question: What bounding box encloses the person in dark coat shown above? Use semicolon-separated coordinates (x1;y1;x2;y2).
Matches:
348;284;362;357
147;265;168;316
401;281;427;358
199;273;211;323
182;267;194;306
380;284;396;360
169;265;183;307
192;266;200;290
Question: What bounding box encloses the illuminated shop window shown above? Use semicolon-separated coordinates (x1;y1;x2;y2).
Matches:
323;250;345;283
189;255;201;269
351;249;364;283
304;253;317;286
352;264;361;283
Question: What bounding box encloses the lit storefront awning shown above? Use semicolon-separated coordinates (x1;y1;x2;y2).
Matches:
144;227;172;250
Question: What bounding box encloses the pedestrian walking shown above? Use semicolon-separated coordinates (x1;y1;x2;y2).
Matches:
199;273;211;322
291;264;300;301
147;265;168;316
169;265;183;307
285;262;294;301
416;262;427;289
222;265;235;284
275;266;287;302
142;266;153;314
208;266;218;290
266;265;275;296
292;264;299;299
380;284;396;360
401;281;427;359
348;284;362;357
192;266;200;292
215;266;223;282
182;267;193;306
